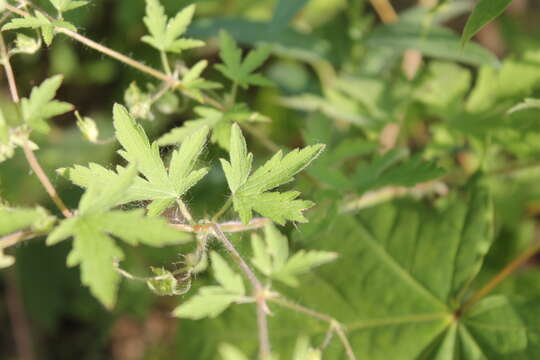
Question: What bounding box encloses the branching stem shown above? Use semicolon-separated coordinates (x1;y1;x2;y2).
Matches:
4;3;225;110
212;197;233;222
211;224;271;360
268;296;357;360
0;231;34;249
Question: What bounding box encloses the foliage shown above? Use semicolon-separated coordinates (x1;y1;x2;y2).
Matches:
1;0;540;359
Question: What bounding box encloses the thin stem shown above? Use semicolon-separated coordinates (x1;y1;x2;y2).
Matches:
4;3;225;111
459;240;540;315
176;199;195;225
211;224;271;360
0;231;34;250
228;82;238;108
22;139;73;218
160;50;172;75
268;296;357;360
212;197;233;222
369;0;399;23
0;32;20;103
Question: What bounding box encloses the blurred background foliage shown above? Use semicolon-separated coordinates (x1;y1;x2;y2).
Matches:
2;0;540;359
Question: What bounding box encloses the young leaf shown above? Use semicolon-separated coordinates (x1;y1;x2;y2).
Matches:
20;75;73;133
157;104;267;150
173;286;240;320
49;0;88;13
251;224;337;286
2;11;76;46
215;31;273;89
355;150;445;194
47;164;191;308
0;206;55;236
142;0;204;53
462;0;513;46
60;104;209;215
221;124;324;224
219;343;249;360
211;252;245;295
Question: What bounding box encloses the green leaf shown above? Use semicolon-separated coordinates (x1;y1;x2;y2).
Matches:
20;75;73;133
182;188;535;358
173;286;240;319
366;21;499;67
293;336;322;360
270;0;309;30
507;98;540;114
0;206;55;236
65;219;124;309
462;0;513;46
47;164;190;308
142;0;203;53
49;0;88;13
355;151;445;194
210;252;245;295
221;124;324;224
62;104;209;215
157;104;266;150
251;224;337;286
215;31;273;89
219;343;249;360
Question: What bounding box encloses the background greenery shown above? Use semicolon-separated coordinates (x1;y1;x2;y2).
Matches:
2;0;540;359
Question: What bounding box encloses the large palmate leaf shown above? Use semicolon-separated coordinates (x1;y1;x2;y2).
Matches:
175;188;540;358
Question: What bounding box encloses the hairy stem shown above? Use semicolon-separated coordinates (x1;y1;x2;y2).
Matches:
4;3;225;110
22;140;73;218
160;50;172;75
268;296;357;360
0;32;20;103
211;224;271;360
460;240;540;315
0;231;35;250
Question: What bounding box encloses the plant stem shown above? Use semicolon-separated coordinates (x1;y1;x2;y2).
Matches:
369;0;399;23
22;140;73;218
4;3;225;111
212;197;233;222
172;217;270;233
160;50;172;75
228;82;238;108
0;32;20;103
459;240;540;315
176;199;194;225
267;296;357;360
0;231;35;250
211;224;271;360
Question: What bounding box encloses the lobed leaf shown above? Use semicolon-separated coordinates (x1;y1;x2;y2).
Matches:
221;124;323;224
20;75;73;133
